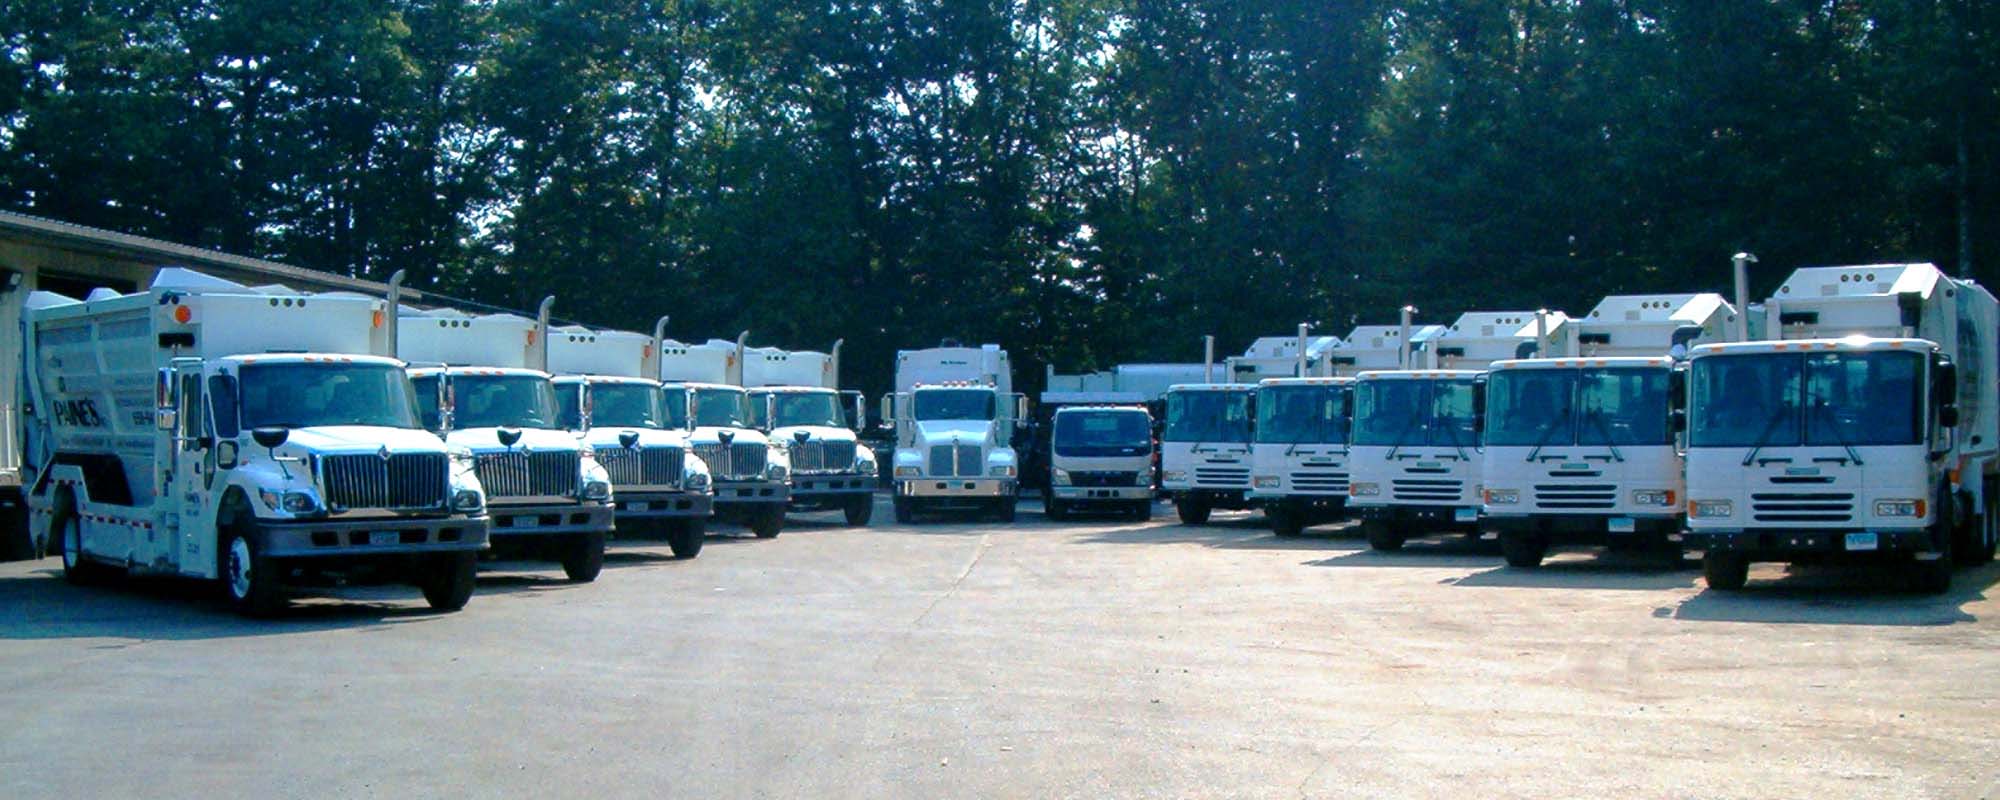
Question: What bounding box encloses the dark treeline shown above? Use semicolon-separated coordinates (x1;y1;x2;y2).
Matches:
3;1;1996;394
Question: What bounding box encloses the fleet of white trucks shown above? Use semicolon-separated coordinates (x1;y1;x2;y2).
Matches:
547;322;715;558
1045;405;1155;520
1479;294;1735;567
22;269;491;614
658;336;792;538
1681;262;1998;593
885;344;1023;523
742;342;878;526
399;305;615;581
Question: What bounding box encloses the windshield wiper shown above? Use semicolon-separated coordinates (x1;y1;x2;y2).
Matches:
1384;413;1424;460
1583;410;1624;463
1739;404;1796;466
1437;416;1469;461
1808;400;1864;466
1523;408;1572;463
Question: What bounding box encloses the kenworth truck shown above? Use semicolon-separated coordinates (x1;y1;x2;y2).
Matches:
742;343;877;526
1481;293;1734;568
1682;263;1997;593
1160;383;1258;524
1045;405;1155;521
658;336;791;538
885;344;1023;523
23;269;490;615
548;323;714;559
400;306;614;581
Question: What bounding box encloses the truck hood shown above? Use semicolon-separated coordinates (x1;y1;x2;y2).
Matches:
771;425;857;445
687;426;771;447
915;420;995;447
576;426;690;449
444;426;584;454
272;426;448;455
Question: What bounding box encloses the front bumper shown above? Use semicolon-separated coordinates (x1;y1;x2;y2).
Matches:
253;514;490;559
1680;527;1939;559
790;473;877;503
714;479;790;508
898;478;1017;498
486;500;615;537
1355;502;1479;530
1485;513;1679;545
1164;487;1250;507
611;489;713;520
1051;485;1154;503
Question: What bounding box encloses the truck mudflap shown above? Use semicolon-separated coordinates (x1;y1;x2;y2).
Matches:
253;514;490;559
1356;503;1480;532
485;501;615;537
789;473;875;510
898;478;1016;498
713;480;790;507
611;490;713;520
1680;528;1940;559
1486;513;1679;546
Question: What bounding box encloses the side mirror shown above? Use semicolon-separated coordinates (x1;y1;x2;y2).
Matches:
155;408;179;433
578;383;593;431
155;368;178;430
846;391;866;432
217;440;239;469
438;376;456;433
1934;356;1958;409
879;394;893;425
1014;393;1029;420
251;427;290;450
762;393;777;432
1670;408;1688;433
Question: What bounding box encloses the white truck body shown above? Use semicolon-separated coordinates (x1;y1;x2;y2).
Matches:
547;325;713;532
1682;264;1999;591
23;268;489;612
399;309;614;578
1479;293;1735;566
658;338;791;536
1328;325;1446;377
1347;370;1486;549
887;345;1021;520
1042;363;1208;406
742;345;876;524
1227;336;1344;382
1429;311;1572;368
1160;383;1258;524
1046;405;1154;519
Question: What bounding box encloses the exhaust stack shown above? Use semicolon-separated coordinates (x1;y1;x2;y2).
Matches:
533;296;555;373
1732;252;1757;342
1202;335;1216;383
1397;306;1416;368
829;338;844;389
1296;323;1311;377
385;270;405;359
648;316;669;381
732;330;749;386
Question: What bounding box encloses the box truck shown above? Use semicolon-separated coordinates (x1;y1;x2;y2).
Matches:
658;336;792;537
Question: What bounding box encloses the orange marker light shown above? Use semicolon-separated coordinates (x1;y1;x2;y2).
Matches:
172;305;192;324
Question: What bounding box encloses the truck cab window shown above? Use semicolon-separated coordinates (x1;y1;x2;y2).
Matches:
209;374;240;438
413;376;443;431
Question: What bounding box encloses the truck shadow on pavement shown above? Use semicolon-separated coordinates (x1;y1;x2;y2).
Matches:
1662;562;2000;627
1077;516;1369;552
1442;552;1701;591
0;566;450;640
1300;537;1503;569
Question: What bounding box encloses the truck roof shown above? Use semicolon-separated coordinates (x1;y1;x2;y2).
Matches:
1165;383;1256;393
231;353;405;368
661;381;743;391
1689;336;1939;357
742;346;837;389
1490;356;1674;371
408;366;550;378
551;374;657;387
746;385;838;395
1053;405;1149;415
1354;369;1485;381
1257;376;1354;387
546;324;655;379
1775;263;1948;301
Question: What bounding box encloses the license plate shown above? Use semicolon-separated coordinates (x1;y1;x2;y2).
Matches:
1845;532;1878;551
369;531;399;546
1608;517;1636;533
1453;508;1477;522
628;502;650;512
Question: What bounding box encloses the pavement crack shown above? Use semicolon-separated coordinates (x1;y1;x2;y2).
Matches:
870;533;993;673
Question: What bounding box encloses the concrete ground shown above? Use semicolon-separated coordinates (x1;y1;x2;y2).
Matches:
2;497;1997;799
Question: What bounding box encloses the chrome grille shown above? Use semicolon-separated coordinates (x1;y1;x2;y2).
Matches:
1070;471;1141;487
1534;483;1617;510
1752;492;1854;523
475;450;580;498
790;440;858;474
694;441;769;481
1392;478;1464;502
956;444;981;477
595;445;684;489
321;453;449;511
1289;468;1348;494
929;445;954;476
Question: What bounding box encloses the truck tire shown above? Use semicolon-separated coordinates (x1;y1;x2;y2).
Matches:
562;531;606;582
1500;532;1547;568
668;518;706;559
1702;552;1749;591
1268;507;1304;538
894;496;914;524
996;498;1017;523
1974;478;1999;565
1130;500;1153;522
1363;520;1405;551
420;552;478;611
1045;499;1067;521
751;506;784;538
844;496;875;527
53;495;113;586
1176;499;1211;526
219;525;286;616
2;502;32;562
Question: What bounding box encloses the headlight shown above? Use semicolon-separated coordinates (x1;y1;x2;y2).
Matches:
685;471;710;491
1690;500;1732;519
856;458;876;474
581;480;612;502
1631;489;1675;507
452;489;485;513
1254;475;1279;489
1162;470;1187;483
1350;482;1380;497
1874;499;1924;518
768;463;789;481
989;465;1016;478
895;465;921;478
1052;468;1072;486
1484;488;1518;505
259;489;319;514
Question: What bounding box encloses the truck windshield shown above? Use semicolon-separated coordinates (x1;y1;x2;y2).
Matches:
694;387;751;428
1691;351;1924;448
239;363;420;430
1054;411;1151;457
771;392;845;428
1163;391;1253;443
661;386;690;429
914;389;996;421
1485;368;1671;448
563;383;662;429
1254;385;1349;444
1351;379;1479;448
450;374;561;429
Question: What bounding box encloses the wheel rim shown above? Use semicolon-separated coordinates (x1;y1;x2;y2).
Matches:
226;536;253;600
61;517;79;569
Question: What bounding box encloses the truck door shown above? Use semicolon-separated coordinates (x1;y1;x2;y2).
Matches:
162;359;217;576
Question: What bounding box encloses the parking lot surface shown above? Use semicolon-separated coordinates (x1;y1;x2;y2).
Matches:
3;498;1998;799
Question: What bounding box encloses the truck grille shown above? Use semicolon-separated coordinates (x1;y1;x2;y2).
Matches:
320;453;449;511
595;446;684;489
1071;471;1141;487
695;442;769;481
790;440;857;474
1193;465;1250;488
928;444;984;477
1393;478;1463;502
1534;483;1617;510
1752;492;1854;523
475;450;579;498
1289;468;1348;494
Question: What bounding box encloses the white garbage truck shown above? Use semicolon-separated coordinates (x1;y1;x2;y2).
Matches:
22;268;491;614
1160;382;1258;525
742;342;877;526
399;305;614;581
658;336;792;537
1479;293;1735;567
885;344;1023;523
547;322;714;558
1682;262;1998;593
1226;331;1343;382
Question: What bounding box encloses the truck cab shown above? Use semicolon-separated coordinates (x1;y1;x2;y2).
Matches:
888;381;1022;522
1250;378;1352;536
742;344;877;526
1160;383;1257;525
1045;405;1155;521
661;378;790;537
1346;371;1485;550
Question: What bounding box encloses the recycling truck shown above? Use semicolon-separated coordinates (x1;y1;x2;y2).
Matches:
1479;293;1735;568
742;342;877;526
547;322;714;559
885;344;1023;523
22;268;490;615
1160;382;1258;525
400;305;614;581
1682;263;1998;593
658;336;791;538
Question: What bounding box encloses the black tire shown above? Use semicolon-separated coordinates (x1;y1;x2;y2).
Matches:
997;498;1017;523
1702;552;1749;591
1363;519;1405;551
1973;480;1999;566
751;506;784;538
1912;489;1955;594
1269;506;1304;538
1045;499;1067;521
420;552;477;611
219;524;286;616
2;503;32;562
562;530;606;582
894;496;914;524
667;518;706;559
52;495;111;585
1500;532;1547;569
1176;499;1212;526
1130;500;1153;522
844;496;875;527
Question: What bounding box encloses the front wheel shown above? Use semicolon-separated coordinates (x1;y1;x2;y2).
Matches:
1702;552;1749;591
844;496;875;527
1269;507;1304;538
894;496;914;524
667;518;706;559
1045;499;1067;521
1176;499;1212;526
1363;520;1405;551
996;498;1017;523
750;507;784;538
53;500;112;586
1130;500;1153;522
562;530;606;582
420;552;477;611
220;526;286;616
1500;532;1547;568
